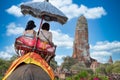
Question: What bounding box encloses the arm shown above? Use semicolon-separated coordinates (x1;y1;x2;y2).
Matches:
33;30;36;37
49;32;52;42
23;31;26;35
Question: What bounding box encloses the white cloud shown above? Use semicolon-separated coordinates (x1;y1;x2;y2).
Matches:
55;54;66;65
6;0;106;19
91;41;120;51
52;30;73;48
6;5;23;17
90;41;120;63
84;6;106;19
6;22;24;36
0;44;16;60
5;44;16;54
50;0;106;19
91;56;108;63
0;52;12;60
91;51;112;57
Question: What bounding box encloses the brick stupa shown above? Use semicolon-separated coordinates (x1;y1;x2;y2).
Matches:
72;16;91;66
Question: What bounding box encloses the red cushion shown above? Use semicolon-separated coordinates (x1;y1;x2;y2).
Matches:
15;36;55;53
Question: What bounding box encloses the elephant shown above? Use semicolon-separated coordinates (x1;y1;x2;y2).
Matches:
2;52;55;80
6;63;51;80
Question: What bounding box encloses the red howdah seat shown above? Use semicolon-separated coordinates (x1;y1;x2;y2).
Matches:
14;35;56;56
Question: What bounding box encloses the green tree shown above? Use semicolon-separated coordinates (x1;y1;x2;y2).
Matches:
106;64;113;74
112;60;120;73
70;61;86;71
50;58;58;70
62;56;76;70
78;70;88;78
0;58;11;79
95;64;107;75
0;55;17;79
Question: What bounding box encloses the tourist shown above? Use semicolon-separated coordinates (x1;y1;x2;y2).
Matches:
23;20;36;38
39;22;54;46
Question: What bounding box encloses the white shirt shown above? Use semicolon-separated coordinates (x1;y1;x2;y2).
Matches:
39;30;52;43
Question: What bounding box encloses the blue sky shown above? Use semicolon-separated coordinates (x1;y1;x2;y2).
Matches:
0;0;120;65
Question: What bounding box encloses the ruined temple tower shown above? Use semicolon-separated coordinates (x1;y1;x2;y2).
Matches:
108;56;113;64
72;16;90;61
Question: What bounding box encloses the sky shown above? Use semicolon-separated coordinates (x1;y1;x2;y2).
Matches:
0;0;120;65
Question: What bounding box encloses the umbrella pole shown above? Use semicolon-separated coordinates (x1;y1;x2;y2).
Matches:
38;16;44;35
33;17;44;52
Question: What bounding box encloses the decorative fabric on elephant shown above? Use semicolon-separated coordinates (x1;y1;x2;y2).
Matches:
2;52;55;80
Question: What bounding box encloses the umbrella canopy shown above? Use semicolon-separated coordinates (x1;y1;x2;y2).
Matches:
20;1;68;24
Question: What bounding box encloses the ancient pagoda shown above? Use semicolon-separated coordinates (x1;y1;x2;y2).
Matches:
72;15;90;62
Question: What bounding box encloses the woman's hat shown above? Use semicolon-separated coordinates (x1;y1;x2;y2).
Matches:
27;20;36;28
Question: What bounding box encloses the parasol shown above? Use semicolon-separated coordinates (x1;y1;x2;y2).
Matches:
20;1;68;25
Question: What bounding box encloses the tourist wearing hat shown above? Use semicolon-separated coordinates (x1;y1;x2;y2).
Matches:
23;20;36;37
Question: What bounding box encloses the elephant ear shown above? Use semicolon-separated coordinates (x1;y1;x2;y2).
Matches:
6;63;51;80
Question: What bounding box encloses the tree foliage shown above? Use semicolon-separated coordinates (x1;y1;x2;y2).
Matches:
62;56;77;70
50;58;58;70
61;56;120;80
112;61;120;73
0;55;17;79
